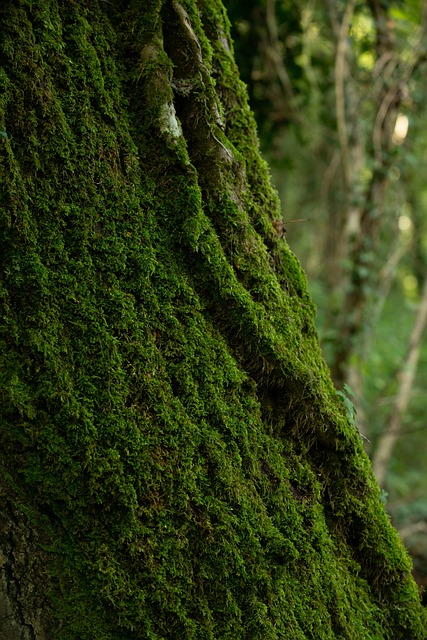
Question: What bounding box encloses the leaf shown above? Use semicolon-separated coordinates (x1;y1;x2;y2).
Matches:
336;385;357;425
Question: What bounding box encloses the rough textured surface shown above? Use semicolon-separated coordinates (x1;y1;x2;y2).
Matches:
0;483;53;640
0;1;426;638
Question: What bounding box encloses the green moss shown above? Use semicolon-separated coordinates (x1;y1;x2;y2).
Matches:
0;1;425;638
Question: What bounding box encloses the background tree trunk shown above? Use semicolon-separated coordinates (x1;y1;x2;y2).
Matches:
372;277;427;486
0;1;426;638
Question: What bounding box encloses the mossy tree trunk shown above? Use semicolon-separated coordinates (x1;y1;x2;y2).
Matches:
0;1;425;639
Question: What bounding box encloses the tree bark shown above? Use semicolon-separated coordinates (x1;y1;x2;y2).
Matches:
0;482;54;640
0;1;426;638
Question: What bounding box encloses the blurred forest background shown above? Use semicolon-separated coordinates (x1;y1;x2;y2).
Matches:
224;0;427;600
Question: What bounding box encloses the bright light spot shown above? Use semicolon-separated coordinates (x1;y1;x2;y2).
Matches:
358;51;375;70
351;14;374;39
393;114;409;144
398;215;412;231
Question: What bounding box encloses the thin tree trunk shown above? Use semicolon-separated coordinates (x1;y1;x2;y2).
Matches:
373;278;427;486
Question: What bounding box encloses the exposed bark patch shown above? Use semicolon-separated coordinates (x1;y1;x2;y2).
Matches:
0;487;54;640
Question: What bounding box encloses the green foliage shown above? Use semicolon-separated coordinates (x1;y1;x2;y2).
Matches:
380;490;389;506
0;1;426;639
336;383;357;426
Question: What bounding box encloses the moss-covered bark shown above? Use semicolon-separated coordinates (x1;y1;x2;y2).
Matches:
0;1;425;638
